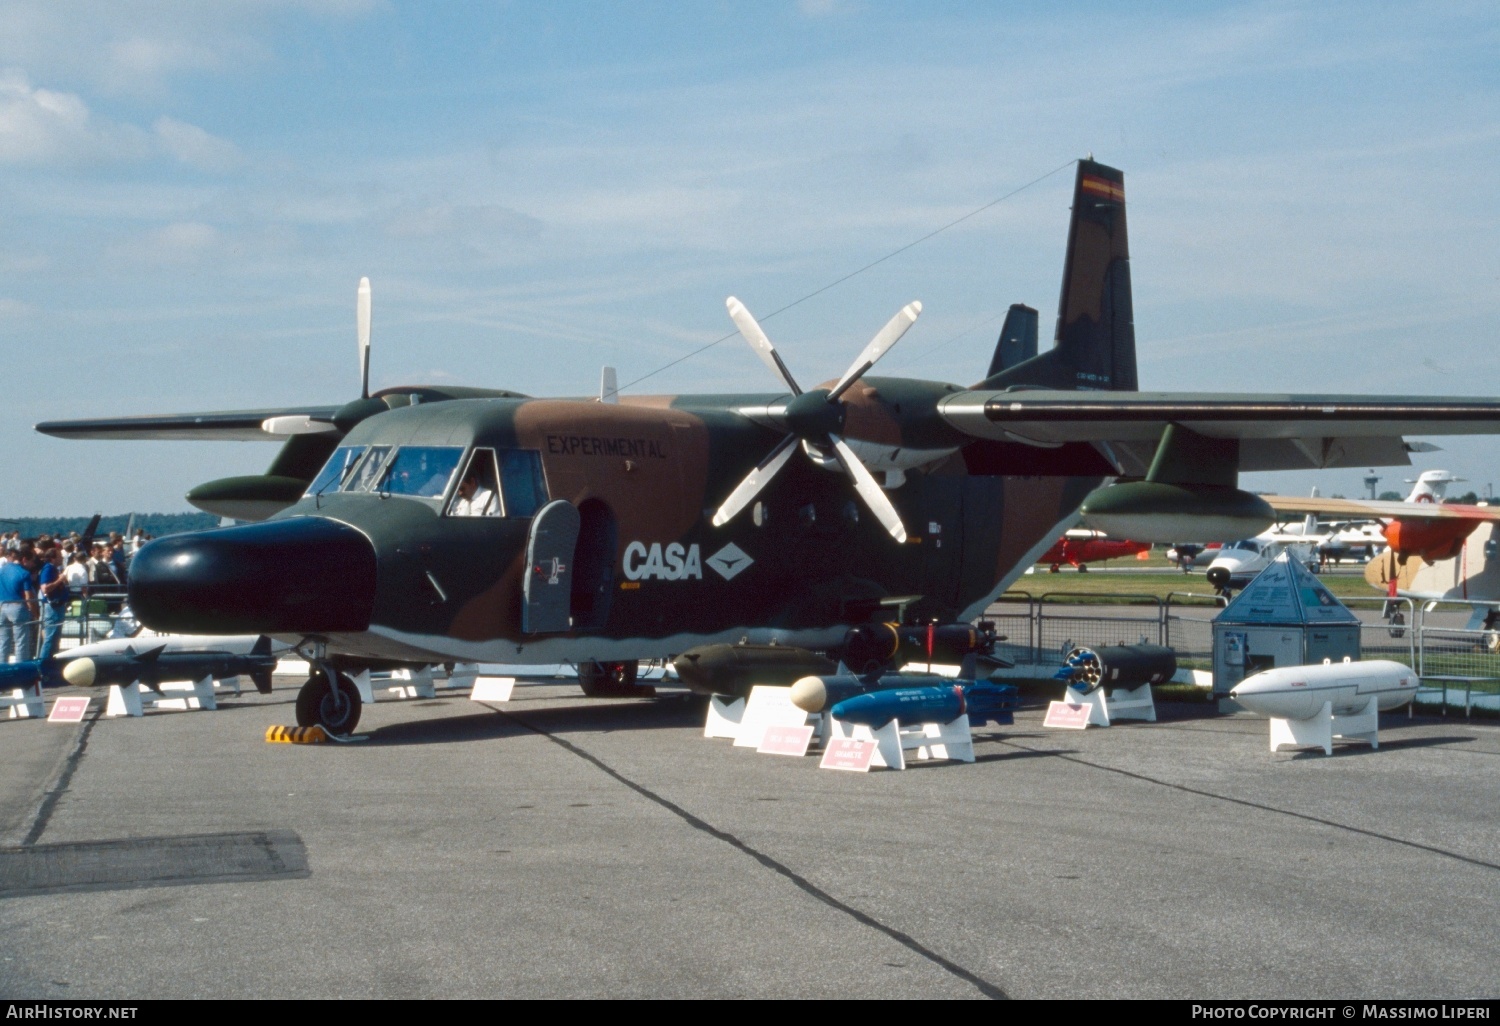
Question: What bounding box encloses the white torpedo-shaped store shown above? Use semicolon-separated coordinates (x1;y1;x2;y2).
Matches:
1230;659;1418;754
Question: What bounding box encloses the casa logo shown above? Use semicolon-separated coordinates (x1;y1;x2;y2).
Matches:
622;541;754;581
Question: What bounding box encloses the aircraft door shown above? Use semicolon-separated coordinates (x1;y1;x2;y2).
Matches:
523;499;581;634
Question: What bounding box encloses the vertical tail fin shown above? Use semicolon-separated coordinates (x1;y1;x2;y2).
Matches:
985;304;1039;378
977;158;1137;392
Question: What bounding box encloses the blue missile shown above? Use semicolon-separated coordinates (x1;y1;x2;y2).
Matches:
828;681;1018;728
788;674;920;714
0;631;62;692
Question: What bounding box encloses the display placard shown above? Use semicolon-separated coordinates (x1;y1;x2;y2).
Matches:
819;737;877;772
1043;700;1091;729
757;724;814;757
48;696;91;723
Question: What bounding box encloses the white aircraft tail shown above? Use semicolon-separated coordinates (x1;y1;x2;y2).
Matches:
1406;469;1464;504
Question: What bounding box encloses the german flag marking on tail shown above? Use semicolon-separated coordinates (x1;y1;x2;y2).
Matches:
265;724;329;744
1080;174;1124;202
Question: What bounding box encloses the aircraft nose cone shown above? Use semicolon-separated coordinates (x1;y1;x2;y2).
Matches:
1205;566;1230;590
129;517;377;635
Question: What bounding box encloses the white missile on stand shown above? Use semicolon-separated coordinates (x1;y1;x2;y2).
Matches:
1229;659;1419;755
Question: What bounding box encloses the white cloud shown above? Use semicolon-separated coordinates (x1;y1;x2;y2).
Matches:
0;68;148;164
153;115;242;172
105;221;220;268
0;297;35;318
0;0;384;97
0;68;242;171
384;202;543;243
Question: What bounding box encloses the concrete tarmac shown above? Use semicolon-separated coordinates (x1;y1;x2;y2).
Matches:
1;679;1498;999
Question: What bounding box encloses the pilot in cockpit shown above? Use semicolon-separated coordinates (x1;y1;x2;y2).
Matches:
451;462;498;517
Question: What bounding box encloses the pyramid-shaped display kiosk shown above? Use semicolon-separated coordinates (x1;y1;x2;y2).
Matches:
1218;551;1360;627
1212;552;1361;696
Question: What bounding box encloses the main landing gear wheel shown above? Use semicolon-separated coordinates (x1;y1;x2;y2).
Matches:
577;660;655;698
295;665;362;735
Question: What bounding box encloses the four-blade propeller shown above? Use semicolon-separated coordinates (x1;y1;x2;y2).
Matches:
712;296;921;543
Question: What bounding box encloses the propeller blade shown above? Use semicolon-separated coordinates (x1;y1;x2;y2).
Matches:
828;300;922;402
357;277;372;400
711;434;799;528
726;297;801;396
830;435;907;543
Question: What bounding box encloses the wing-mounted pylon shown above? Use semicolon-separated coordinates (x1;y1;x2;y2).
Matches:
713;296;921;542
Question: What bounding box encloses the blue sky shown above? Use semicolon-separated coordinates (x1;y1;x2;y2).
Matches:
3;1;1498;515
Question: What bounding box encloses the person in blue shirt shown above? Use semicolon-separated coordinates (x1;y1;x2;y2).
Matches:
36;547;70;661
0;547;40;662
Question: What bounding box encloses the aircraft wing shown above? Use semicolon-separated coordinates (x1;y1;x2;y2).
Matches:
35;406;343;442
1263;496;1500;522
937;390;1500;474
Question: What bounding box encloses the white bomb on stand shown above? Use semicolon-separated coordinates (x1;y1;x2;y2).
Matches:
1229;659;1418;721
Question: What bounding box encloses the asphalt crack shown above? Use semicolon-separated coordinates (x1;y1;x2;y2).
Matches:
20;705;101;847
998;737;1500;873
486;704;1008;999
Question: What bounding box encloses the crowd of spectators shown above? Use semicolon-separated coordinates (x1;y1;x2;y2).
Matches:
0;529;151;662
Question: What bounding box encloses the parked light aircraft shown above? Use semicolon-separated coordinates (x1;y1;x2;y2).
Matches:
1203;529;1321;594
36;159;1500;734
1203;473;1476;592
1036;529;1149;572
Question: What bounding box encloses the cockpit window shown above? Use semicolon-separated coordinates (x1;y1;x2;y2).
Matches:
499;450;547;517
306;445;367;497
445;448;547;518
449;449;500;517
376;446;464;498
343;446;393;492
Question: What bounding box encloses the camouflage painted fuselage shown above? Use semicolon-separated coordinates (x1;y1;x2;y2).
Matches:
280;382;1102;665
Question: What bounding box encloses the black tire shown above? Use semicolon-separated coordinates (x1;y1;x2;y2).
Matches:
577;659;653;698
295;667;362;735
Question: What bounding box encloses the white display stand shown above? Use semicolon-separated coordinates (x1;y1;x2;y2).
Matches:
1268;696;1380;756
2;685;45;720
1062;683;1156;726
349;668;430;704
106;675;218;717
443;663;481;691
703;695;744;740
828;714;975;771
733;686;817;748
469;676;516;702
378;666;438;700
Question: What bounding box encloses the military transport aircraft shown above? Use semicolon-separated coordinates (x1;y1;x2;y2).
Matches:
37;159;1500;734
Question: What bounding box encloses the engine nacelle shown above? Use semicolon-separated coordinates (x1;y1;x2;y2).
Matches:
1383;517;1479;563
1080;482;1274;544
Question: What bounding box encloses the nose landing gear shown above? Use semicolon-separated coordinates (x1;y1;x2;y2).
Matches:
295;661;363;735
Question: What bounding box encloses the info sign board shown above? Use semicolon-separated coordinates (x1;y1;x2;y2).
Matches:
48;696;91;723
819;738;877;772
1043;700;1091;730
757;724;815;757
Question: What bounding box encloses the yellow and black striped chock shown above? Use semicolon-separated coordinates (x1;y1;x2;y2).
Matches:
265;724;329;744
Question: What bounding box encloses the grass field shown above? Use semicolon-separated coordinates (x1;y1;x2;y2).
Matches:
1004;562;1383;604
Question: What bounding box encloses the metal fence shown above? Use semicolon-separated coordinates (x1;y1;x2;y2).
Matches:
985;592;1434;675
0;590;133;657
